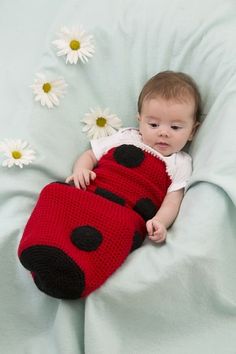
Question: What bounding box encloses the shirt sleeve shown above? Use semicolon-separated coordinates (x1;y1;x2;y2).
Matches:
167;153;192;193
90;130;122;160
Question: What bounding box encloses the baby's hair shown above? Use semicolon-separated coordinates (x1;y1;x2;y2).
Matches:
138;71;201;121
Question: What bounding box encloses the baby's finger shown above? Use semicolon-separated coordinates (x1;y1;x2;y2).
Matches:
83;171;91;186
155;237;166;244
153;229;160;236
146;221;154;236
150;235;163;243
155;232;167;243
79;175;87;190
73;177;81;189
65;175;73;183
90;171;96;180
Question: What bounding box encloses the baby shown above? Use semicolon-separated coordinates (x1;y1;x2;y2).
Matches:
18;71;201;299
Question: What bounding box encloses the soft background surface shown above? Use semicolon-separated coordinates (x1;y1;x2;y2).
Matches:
1;0;236;353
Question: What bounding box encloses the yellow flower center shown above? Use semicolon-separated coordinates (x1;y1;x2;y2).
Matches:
96;117;107;127
70;39;80;50
12;150;22;159
42;82;52;93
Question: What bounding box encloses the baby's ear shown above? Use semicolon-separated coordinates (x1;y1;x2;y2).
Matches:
189;121;200;141
137;113;141;121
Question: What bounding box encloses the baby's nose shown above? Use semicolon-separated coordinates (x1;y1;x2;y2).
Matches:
158;128;169;137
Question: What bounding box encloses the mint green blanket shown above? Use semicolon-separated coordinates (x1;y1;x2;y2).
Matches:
1;0;236;353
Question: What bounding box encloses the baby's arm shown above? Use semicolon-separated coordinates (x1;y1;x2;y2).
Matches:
146;189;184;243
65;149;98;189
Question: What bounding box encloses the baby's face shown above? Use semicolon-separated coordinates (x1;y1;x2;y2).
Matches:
138;96;197;156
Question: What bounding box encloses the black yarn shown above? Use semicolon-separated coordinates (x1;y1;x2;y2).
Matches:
20;246;85;299
130;231;144;252
71;225;103;251
113;144;145;168
133;198;158;221
95;187;125;205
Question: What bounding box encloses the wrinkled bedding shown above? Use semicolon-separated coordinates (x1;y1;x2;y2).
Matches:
0;0;236;353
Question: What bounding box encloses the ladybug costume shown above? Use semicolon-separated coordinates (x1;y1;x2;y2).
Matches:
18;144;171;299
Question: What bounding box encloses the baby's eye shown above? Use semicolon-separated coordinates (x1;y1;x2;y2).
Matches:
171;125;182;130
149;123;158;128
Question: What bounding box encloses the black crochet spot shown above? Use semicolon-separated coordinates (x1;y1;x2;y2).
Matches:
71;226;103;251
130;231;144;252
95;187;125;206
19;246;85;299
133;198;158;221
113;144;145;168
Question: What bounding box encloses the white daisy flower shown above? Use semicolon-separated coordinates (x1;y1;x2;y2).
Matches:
81;107;122;139
30;73;67;109
52;25;95;64
0;139;36;168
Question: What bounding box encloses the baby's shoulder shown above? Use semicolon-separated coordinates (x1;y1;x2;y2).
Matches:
174;151;192;167
119;127;139;135
117;127;141;142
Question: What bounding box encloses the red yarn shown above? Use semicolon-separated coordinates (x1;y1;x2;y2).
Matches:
18;146;171;299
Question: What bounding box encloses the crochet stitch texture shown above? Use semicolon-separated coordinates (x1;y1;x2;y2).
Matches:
18;145;171;299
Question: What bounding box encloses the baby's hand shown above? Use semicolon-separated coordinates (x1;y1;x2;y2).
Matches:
65;168;96;189
146;218;167;243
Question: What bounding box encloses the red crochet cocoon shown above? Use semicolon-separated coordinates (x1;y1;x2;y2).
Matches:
18;145;171;299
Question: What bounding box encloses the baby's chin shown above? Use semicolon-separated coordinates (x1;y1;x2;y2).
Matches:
152;143;173;156
141;139;173;156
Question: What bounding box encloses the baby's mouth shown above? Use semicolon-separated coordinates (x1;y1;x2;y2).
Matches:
157;142;169;147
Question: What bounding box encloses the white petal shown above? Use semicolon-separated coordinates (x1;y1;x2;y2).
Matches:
53;26;94;64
